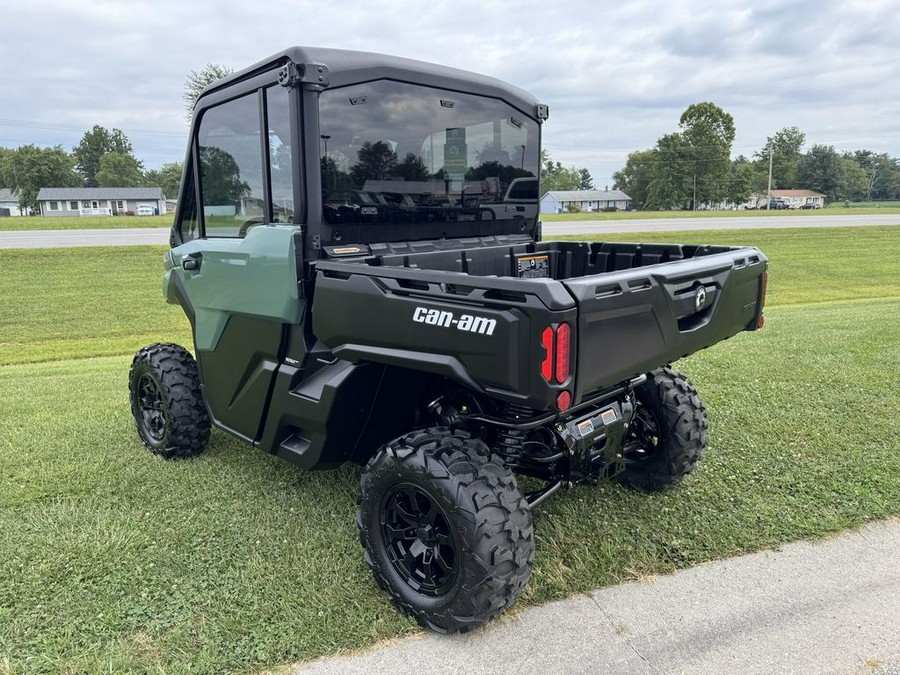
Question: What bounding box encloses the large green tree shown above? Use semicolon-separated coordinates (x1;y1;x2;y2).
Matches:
678;101;736;206
541;162;580;192
613;102;741;210
754;126;806;190
95;151;144;187
73;125;135;186
0;147;13;186
184;64;233;120
350;141;398;184
142;161;183;198
199;147;249;204
0;144;80;212
726;159;755;206
797;144;869;201
394;153;429;182
645;133;693;210
613;148;657;209
577;167;594;190
845;150;900;200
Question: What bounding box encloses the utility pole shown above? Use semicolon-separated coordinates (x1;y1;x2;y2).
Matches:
692;169;697;211
766;140;773;210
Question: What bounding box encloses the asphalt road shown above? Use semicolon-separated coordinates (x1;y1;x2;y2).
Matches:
295;520;900;675
1;214;897;249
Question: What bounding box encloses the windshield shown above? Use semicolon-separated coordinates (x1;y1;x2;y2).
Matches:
318;80;539;235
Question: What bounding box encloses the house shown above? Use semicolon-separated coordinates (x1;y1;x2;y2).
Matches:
748;189;826;209
36;187;166;217
540;189;632;215
0;189;29;217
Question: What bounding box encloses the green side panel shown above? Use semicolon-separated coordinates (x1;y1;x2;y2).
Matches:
164;225;303;351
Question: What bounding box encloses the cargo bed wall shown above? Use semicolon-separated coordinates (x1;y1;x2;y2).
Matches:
353;239;743;281
564;248;766;399
314;238;766;409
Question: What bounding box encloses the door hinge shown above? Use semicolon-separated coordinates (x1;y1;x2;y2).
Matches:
278;62;330;89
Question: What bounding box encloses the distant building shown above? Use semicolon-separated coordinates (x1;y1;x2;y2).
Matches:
540;189;632;215
748;189;826;209
36;187;166;217
0;189;28;217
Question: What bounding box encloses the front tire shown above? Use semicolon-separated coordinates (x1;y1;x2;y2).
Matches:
358;427;534;633
617;367;709;491
128;343;211;459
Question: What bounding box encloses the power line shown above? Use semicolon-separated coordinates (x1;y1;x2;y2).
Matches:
0;118;185;139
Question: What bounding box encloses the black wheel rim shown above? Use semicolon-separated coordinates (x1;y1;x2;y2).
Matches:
381;483;458;597
136;373;167;443
626;405;661;463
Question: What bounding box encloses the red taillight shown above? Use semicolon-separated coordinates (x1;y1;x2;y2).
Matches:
541;323;574;408
540;326;554;381
555;322;570;383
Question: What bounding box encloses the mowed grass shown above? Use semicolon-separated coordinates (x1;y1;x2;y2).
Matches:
0;247;191;366
1;226;899;673
0;215;172;231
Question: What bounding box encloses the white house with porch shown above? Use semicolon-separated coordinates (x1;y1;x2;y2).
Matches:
540;189;632;214
0;189;29;216
37;187;166;217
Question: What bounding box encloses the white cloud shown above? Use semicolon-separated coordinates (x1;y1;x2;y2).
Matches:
1;0;898;186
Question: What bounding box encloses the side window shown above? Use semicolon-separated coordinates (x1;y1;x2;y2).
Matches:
266;86;294;223
198;92;264;237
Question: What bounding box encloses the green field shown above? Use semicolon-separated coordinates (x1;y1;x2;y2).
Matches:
0;215;172;231
1;227;899;673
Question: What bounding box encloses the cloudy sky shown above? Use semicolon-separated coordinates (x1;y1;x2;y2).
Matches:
2;0;898;188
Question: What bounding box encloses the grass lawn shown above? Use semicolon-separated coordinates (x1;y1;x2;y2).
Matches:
0;215;172;232
1;226;899;673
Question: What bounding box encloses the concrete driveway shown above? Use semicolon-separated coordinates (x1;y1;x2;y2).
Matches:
294;520;900;675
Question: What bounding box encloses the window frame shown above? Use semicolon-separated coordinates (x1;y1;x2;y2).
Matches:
191;76;297;240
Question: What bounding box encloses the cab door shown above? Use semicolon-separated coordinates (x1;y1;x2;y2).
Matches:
166;80;302;442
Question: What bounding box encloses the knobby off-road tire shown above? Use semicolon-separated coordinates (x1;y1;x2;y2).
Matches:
128;343;211;459
358;427;534;633
617;367;709;492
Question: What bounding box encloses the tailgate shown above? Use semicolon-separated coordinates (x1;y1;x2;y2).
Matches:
564;247;767;401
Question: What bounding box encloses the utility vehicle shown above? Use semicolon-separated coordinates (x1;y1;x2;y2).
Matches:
130;47;768;633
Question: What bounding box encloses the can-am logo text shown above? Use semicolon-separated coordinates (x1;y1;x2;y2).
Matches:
412;307;497;336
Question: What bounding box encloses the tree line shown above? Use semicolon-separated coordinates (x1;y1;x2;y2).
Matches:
0;127;183;213
0;65;234;214
613;102;900;210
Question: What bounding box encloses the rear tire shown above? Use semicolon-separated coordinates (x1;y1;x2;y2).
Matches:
358;427;534;633
617;367;708;491
129;343;211;459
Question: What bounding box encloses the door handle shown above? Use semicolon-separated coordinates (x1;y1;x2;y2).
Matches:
182;255;201;271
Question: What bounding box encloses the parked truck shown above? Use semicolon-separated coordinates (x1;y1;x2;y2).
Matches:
129;47;768;633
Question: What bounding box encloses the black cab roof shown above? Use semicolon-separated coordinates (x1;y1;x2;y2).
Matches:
198;46;547;122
